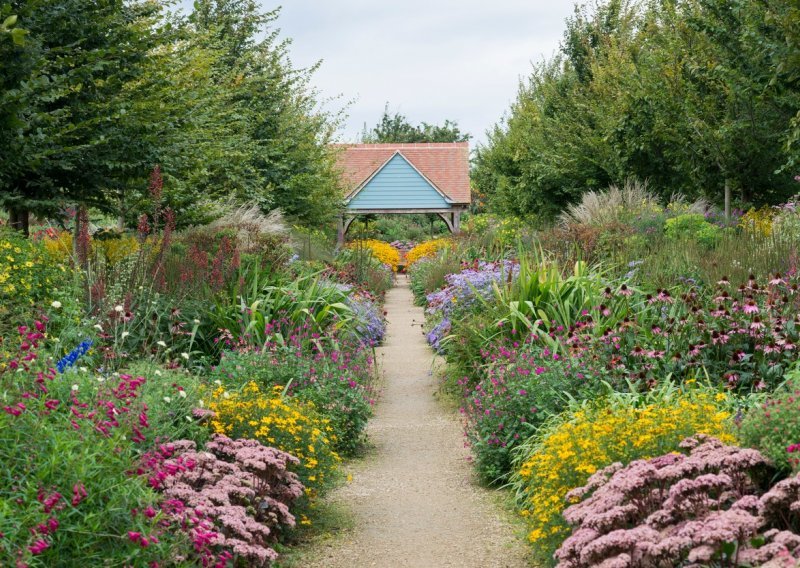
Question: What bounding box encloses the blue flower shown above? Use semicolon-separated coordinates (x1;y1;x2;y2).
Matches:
56;339;93;374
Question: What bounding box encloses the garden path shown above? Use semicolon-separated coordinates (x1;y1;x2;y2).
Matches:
304;275;528;567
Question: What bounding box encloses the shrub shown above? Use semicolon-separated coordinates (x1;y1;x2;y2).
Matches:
406;238;451;266
207;381;340;497
210;336;375;457
137;435;304;566
0;229;69;337
0;323;195;566
461;340;603;484
739;371;800;474
511;387;735;565
346;239;401;272
555;436;800;568
665;213;721;247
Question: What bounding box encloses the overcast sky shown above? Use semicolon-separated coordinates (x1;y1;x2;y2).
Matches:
183;1;579;146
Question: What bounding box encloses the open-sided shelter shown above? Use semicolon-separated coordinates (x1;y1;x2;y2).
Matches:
333;142;471;244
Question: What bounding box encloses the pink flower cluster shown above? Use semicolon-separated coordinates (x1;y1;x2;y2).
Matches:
137;435;304;566
556;436;800;567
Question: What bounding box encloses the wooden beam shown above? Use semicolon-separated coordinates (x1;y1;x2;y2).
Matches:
344;207;466;214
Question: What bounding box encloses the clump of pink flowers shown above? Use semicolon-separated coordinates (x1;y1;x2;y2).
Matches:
556;436;800;567
137;434;305;566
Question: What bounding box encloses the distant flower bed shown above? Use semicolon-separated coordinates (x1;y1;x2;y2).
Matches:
347;239;401;272
406;238;450;266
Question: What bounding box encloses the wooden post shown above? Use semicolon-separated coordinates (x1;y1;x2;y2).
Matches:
453;209;462;233
336;214;345;247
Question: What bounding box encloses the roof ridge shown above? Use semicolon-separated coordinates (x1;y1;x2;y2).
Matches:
331;142;469;149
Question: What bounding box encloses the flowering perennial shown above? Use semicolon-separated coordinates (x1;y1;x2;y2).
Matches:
512;393;734;562
556;436;800;567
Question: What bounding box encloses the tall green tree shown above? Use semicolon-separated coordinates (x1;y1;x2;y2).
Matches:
474;0;800;220
361;104;471;143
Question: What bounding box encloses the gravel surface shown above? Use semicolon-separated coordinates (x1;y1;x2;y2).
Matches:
304;276;529;568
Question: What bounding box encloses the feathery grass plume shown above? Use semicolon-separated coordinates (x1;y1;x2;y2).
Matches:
559;178;707;227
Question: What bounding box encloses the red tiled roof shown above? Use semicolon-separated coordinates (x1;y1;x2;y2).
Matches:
332;142;471;204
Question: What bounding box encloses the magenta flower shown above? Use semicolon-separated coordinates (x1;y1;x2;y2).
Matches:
28;539;49;555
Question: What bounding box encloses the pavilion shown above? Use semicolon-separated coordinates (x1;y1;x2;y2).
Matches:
333;142;471;245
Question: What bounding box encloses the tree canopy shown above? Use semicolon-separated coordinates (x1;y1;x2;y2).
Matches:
361;104;471;143
474;0;800;220
0;0;343;233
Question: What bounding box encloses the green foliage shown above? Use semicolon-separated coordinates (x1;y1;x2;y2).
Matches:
739;369;800;473
407;249;463;305
361;103;471;143
209;347;373;457
474;0;800;219
664;213;721;248
491;255;605;337
0;1;341;231
203;267;354;351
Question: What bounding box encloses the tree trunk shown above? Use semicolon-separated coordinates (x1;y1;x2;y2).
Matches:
724;179;731;221
7;206;30;236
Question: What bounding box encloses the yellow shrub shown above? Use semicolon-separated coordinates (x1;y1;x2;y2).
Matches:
512;391;735;561
42;230;73;261
207;382;340;498
739;206;774;237
406;238;450;266
43;230;140;265
96;235;140;265
347;239;400;272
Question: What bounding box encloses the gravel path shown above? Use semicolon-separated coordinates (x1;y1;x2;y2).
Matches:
304;275;529;568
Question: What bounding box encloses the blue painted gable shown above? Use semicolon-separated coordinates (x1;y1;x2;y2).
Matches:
347;153;450;210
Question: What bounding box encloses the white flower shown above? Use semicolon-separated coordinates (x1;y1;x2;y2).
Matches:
185;416;193;422
180;352;189;360
214;380;222;386
178;390;187;398
163;396;171;403
193;319;200;324
198;399;204;407
222;391;230;399
121;331;130;338
157;341;167;348
97;376;105;383
154;370;162;376
114;305;124;313
51;301;62;309
79;366;87;373
71;384;79;391
93;324;103;331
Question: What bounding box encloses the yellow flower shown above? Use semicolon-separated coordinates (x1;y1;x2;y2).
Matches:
346;239;401;271
511;391;735;562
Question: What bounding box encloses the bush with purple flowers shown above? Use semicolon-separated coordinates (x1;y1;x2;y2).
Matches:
461;338;602;483
424;260;518;350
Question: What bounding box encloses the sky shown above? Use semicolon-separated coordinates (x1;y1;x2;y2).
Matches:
184;1;580;146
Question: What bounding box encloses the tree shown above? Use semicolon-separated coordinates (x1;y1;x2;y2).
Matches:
361;104;471;143
473;0;800;221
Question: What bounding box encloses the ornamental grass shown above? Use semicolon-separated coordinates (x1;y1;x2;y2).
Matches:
510;387;736;565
